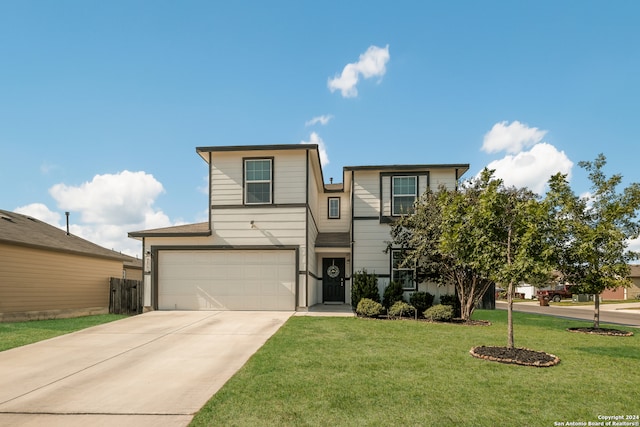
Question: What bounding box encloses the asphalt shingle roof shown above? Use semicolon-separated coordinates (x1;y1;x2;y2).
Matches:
0;209;128;261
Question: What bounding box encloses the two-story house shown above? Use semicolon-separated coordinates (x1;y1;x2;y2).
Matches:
129;144;469;311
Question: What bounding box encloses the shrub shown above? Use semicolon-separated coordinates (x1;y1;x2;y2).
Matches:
382;281;405;309
438;294;461;318
409;291;434;316
356;298;383;318
387;301;416;319
424;304;453;322
351;269;381;308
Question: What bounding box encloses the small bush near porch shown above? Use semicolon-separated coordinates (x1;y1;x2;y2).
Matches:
191;310;638;427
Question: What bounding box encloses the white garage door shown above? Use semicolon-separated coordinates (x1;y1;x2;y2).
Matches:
158;250;296;311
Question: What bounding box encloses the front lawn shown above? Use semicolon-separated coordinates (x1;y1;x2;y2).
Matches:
191;310;638;427
0;314;128;352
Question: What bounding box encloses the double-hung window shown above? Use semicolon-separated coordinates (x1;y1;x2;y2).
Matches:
392;176;417;215
391;249;416;290
245;159;272;204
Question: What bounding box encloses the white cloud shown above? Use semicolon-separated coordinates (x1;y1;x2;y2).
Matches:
12;171;177;257
301;132;329;167
485;143;573;194
328;44;390;98
15;203;62;226
482;121;547;154
305;115;334;126
49;170;165;225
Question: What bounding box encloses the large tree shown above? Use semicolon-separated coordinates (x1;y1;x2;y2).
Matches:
546;154;640;328
390;187;493;321
439;169;553;348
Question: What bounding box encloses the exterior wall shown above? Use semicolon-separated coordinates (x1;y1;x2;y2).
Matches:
629;277;640;300
123;266;143;281
210;149;308;206
601;286;625;300
0;243;121;318
317;192;350;232
351;167;461;301
352;171;380;217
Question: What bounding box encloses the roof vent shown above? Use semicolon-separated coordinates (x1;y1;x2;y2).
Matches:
1;215;13;222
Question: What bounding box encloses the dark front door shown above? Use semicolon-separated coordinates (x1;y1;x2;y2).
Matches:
323;258;345;303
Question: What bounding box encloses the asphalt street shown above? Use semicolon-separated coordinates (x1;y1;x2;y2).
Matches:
496;300;640;327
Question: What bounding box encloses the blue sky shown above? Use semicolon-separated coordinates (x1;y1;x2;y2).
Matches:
2;1;639;256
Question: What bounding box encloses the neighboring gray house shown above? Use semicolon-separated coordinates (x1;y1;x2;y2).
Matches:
129;144;469;311
0;209;129;321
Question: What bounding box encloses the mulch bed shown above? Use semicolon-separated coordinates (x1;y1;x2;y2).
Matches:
567;327;634;336
470;346;560;367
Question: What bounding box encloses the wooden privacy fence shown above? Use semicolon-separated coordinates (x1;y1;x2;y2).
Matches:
109;277;143;315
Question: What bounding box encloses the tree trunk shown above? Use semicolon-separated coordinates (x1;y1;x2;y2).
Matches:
507;281;514;349
593;294;600;328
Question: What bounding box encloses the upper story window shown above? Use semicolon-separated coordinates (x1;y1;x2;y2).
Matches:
328;197;340;219
392;176;417;215
245;158;272;204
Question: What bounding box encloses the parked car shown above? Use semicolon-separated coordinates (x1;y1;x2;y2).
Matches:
536;285;574;302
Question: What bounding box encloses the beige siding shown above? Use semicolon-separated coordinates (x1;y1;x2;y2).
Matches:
352;221;391;274
430;169;458;191
317;193;350;232
0;243;121;314
210;150;307;206
353;171;380;217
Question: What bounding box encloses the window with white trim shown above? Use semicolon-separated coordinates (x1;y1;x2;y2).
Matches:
245;159;272;204
392;176;417;215
328;197;340;219
391;249;416;290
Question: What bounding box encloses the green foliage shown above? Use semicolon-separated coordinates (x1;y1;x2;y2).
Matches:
387;301;416;319
409;291;434;315
438;294;461;318
382;281;405;309
389;186;494;321
423;304;453;321
351;269;381;308
355;298;383;318
545;154;640;327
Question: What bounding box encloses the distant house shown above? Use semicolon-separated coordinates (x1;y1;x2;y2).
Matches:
129;144;472;311
625;265;640;300
0;209;129;321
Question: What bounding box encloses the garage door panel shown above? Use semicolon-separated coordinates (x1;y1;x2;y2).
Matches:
158;250;296;311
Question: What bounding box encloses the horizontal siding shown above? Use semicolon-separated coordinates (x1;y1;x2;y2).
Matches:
0;243;121;313
210;150;308;206
352;220;392;274
430;169;457;190
274;152;307;204
317;193;350;232
353;171;380;217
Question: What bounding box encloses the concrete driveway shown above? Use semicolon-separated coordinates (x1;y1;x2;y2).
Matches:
0;310;293;427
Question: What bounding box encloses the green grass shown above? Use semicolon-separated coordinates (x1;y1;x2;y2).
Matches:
0;314;128;352
190;310;638;427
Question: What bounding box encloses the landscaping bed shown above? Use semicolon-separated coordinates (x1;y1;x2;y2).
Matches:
470;345;560;367
567;327;634;336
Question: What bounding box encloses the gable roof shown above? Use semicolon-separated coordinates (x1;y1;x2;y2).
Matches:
0;209;128;262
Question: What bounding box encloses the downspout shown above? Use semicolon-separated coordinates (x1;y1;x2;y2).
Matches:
209;152;213;231
350;170;355;291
